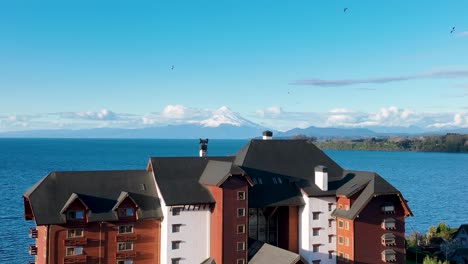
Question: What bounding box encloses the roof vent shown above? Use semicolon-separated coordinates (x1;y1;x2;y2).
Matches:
262;130;273;140
199;138;209;157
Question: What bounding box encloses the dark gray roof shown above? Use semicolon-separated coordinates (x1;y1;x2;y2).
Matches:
199;160;247;186
150;156;233;206
248;241;300;264
332;170;412;219
234;139;344;181
200;258;216;264
244;168;305;208
23;170;162;225
452;224;468;239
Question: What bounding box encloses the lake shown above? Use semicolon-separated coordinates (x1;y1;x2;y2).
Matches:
0;138;466;263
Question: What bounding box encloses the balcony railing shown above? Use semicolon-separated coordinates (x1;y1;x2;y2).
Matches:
117;234;137;242
64;238;87;246
64;255;87;263
116;251;137;259
28;245;37;255
29;228;38;239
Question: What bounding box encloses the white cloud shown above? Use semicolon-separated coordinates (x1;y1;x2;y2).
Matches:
429;113;468;128
256;106;284;118
457;31;468;37
60;109;118;120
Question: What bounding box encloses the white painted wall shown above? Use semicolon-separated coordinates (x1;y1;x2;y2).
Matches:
152;173;211;264
300;194;337;264
299;192;311;263
165;207;211;263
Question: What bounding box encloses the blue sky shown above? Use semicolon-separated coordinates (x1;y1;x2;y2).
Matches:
1;0;467;131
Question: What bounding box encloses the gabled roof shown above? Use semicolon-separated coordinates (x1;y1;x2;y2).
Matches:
452;224;468;239
234;140;344;181
200;258;216;264
199;160;249;186
112;191;139;211
248;240;300;264
60;193;89;214
149;156;234;206
332;170;413;219
23;170;162;225
244;168;305;208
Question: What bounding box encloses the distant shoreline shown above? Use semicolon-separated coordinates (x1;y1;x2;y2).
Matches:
309;133;468;153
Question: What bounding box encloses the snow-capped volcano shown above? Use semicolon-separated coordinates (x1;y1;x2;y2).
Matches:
199;106;262;128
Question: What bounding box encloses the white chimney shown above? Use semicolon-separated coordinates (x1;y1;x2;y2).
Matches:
199;138;208;157
262;130;273;140
315;165;328;191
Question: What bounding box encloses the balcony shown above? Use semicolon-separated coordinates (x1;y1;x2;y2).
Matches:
116;251;137;259
64;238;87;246
64;255;87;263
117;234;137;242
29;228;38;238
28;245;37;255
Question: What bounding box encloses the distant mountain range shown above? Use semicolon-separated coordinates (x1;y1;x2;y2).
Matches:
0;108;466;139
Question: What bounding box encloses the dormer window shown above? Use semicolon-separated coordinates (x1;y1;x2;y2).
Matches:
118;208;135;218
67;211;84;221
381;249;396;262
382;202;395;213
382;218;396;230
381;233;396;246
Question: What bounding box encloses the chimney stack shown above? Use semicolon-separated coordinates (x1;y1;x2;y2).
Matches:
262;130;273;140
199;138;209;157
315;165;328;191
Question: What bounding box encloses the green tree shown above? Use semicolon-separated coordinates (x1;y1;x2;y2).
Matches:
422;256;449;264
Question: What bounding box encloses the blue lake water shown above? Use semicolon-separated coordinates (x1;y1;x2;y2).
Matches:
0;138;467;263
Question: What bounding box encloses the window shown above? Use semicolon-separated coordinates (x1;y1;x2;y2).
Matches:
237;208;246;217
345;254;350;263
118;208;134;217
67;228;83;238
313;228;320;236
172;224;181;233
345;221;349;230
237;259;245;264
338;252;344;261
66;247;83;256
345;237;349;246
328;219;334;227
338;236;344;245
328;235;333;243
381;249;396;262
338;220;344;229
381;233;396;245
276;177;282;184
382;203;395;213
338;204;343;209
118;225;133;234
237;242;245;251
382;218;396;229
345;205;350;211
312;212;320;220
253;178;258;184
328;251;333;259
258;178;263;184
117;260;133;264
273;178;277;184
117;242;133;252
66;211;84;220
237;191;245;200
328;203;333;211
171;258;181;264
237;225;245;234
172;207;182;216
312;244;320;252
172;241;181;250
312;260;321;264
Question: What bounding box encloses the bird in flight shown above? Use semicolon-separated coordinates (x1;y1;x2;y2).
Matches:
450;27;455;34
171;65;175;70
344;7;348;13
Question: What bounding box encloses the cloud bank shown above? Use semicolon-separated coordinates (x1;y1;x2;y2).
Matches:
290;69;468;87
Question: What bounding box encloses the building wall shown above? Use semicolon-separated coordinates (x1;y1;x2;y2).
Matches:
309;196;337;264
278;206;299;253
38;219;160;264
33;225;48;264
299;192;311;263
164;206;211;264
354;195;406;264
299;193;337;264
336;217;354;264
207;185;223;264
222;176;248;264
